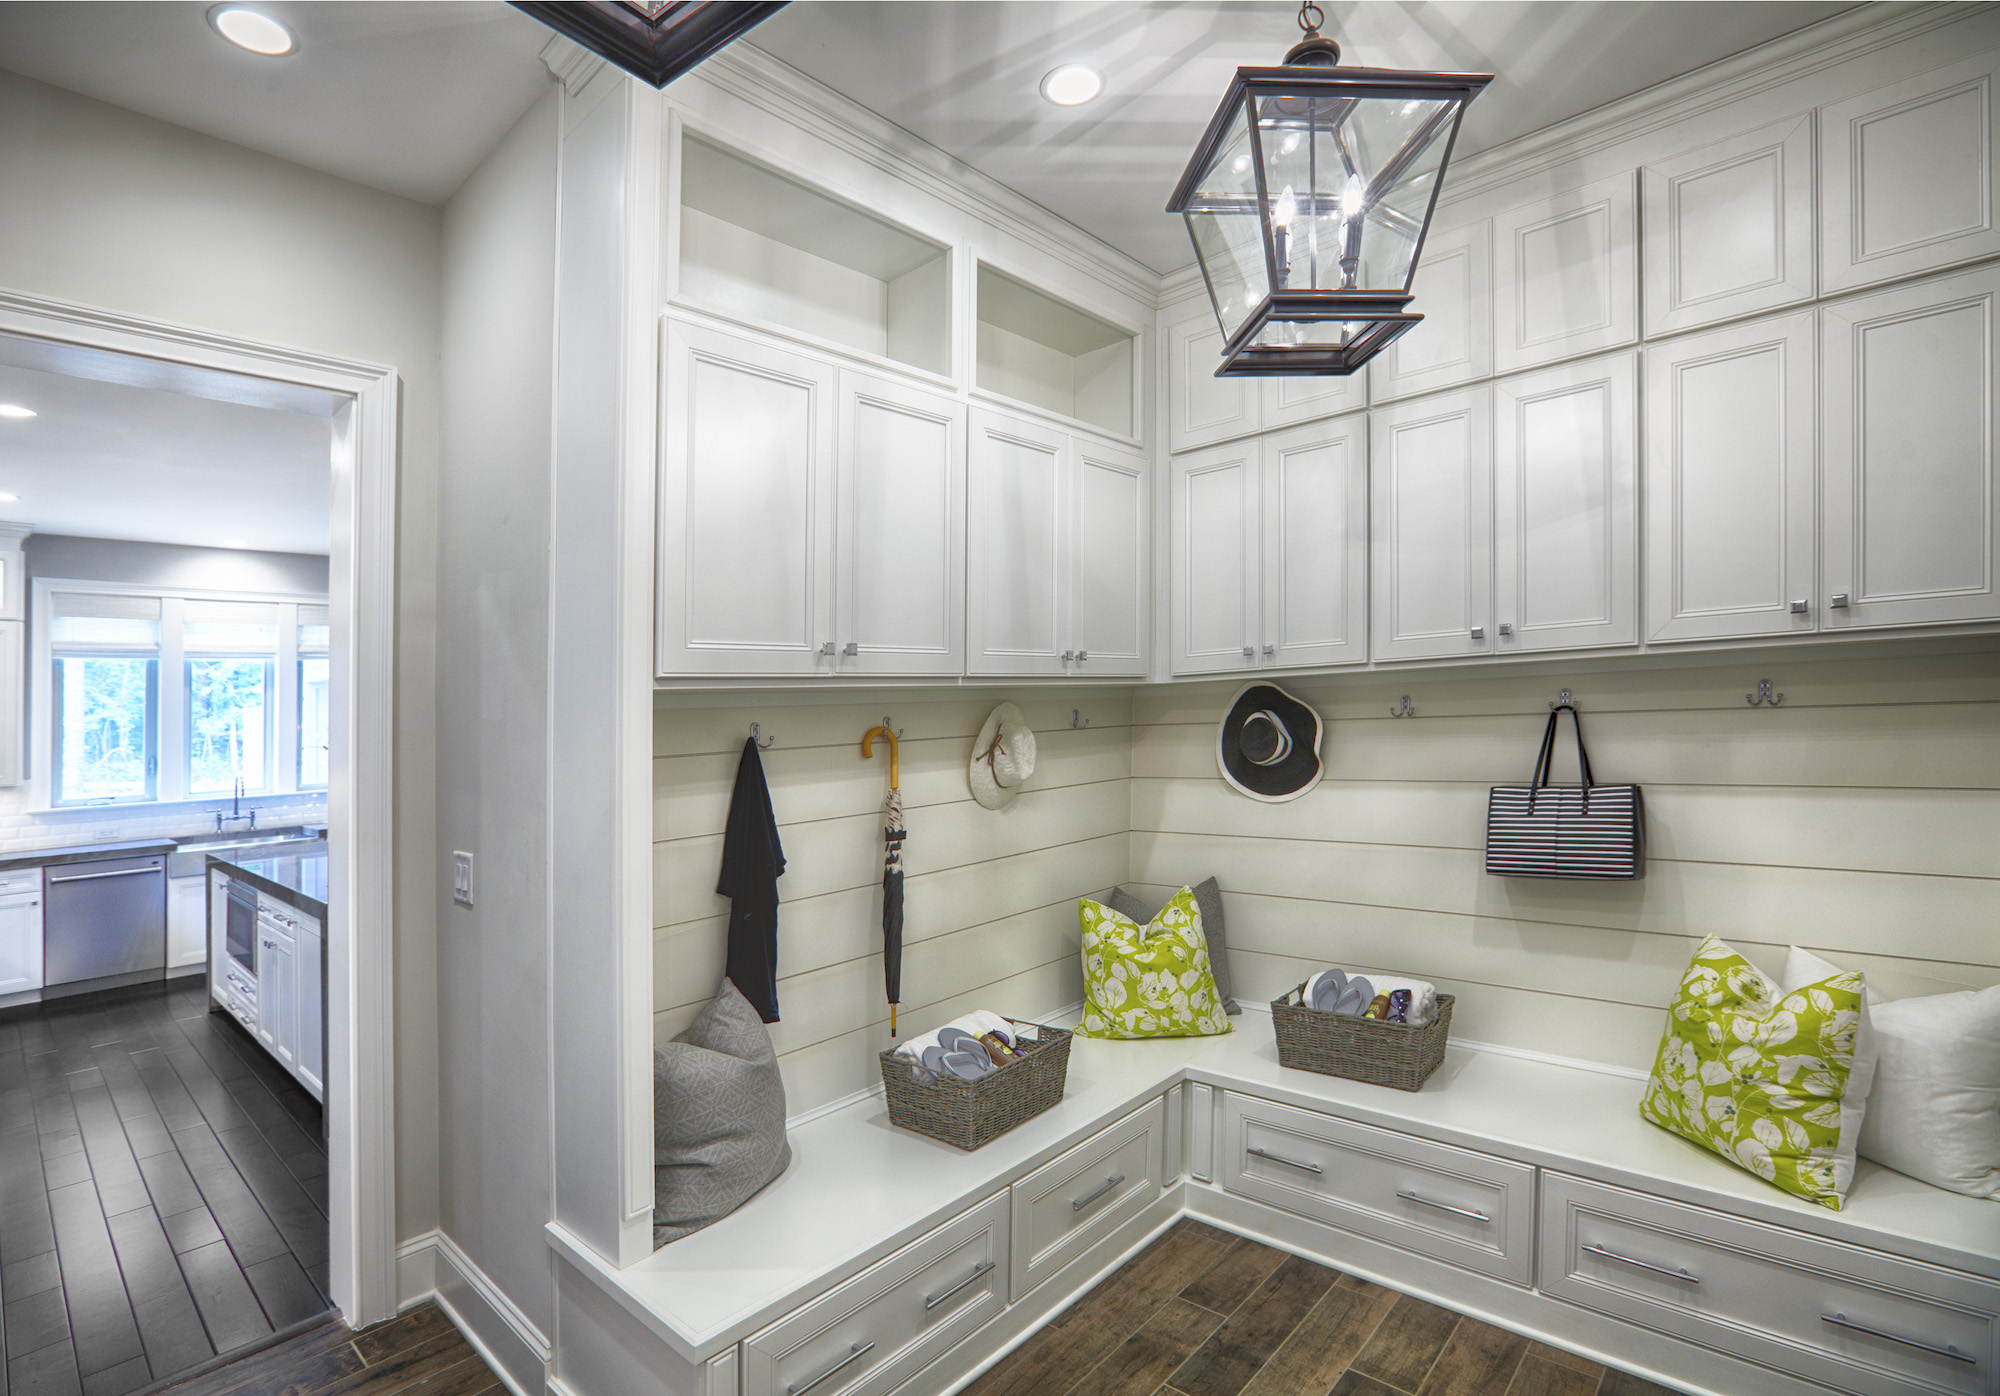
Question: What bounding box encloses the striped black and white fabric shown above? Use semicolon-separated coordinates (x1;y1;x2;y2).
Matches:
1485;705;1645;880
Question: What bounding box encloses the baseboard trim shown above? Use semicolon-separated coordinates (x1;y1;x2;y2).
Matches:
397;1229;552;1396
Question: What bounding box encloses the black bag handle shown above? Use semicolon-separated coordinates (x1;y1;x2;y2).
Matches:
1528;704;1596;811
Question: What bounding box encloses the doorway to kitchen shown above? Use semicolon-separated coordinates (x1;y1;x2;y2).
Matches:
0;288;399;1393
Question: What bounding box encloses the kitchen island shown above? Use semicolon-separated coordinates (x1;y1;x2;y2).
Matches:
208;844;326;1102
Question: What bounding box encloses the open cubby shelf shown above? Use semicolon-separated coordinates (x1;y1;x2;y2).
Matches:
976;265;1135;438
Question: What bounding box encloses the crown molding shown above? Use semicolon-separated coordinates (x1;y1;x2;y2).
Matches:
540;33;607;95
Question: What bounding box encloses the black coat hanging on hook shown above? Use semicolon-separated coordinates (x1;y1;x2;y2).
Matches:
718;737;786;1021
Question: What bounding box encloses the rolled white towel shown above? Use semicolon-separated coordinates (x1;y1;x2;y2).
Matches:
891;1010;1019;1062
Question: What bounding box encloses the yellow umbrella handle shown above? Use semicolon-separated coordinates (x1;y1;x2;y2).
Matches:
862;725;899;788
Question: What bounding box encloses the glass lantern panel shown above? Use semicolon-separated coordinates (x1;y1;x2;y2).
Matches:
1185;99;1268;341
1248;318;1370;349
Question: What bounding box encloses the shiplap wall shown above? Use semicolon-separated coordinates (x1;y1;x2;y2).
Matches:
1127;646;2000;1073
653;689;1131;1115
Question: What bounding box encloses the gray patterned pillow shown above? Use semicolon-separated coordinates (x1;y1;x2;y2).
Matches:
1106;877;1238;1015
654;980;791;1246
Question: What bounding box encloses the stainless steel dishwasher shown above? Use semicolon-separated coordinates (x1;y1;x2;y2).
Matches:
44;853;168;985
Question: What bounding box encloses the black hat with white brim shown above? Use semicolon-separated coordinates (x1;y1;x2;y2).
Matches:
1216;683;1323;802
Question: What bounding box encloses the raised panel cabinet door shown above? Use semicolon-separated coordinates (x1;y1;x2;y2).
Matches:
1493;172;1639;375
297;924;324;1101
1263;414;1368;668
966;407;1066;676
1821;50;2000;294
1068;437;1150;677
1645;312;1817;642
167;876;207;970
659;320;835;676
1168;442;1260;676
1822;265;2000;630
1167;307;1259;451
1263;363;1368;430
257;928;295;1068
1371;220;1493;403
832;371;966;676
1493;353;1638;653
0;621;23;787
1643;116;1815;336
0;893;42;996
1370;388;1494;662
0;552;22;622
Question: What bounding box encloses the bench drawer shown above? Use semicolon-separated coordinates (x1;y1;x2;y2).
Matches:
1010;1097;1165;1300
1540;1172;2000;1396
1219;1093;1535;1286
743;1190;1008;1396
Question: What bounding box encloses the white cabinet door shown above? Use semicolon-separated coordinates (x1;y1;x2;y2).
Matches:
0;621;22;788
1263;414;1368;669
0;888;42;996
297;920;324;1102
1646;312;1817;643
832;371;965;677
1262;365;1367;431
967;408;1067;676
1371;220;1492;402
659;321;835;676
167;876;207;971
1821;265;2000;630
257;924;296;1069
0;551;22;623
1169;442;1261;676
1068;437;1149;678
1493;354;1638;653
1370;388;1494;662
1821;51;2000;294
1167;308;1259;451
1644;116;1815;336
1493;173;1638;375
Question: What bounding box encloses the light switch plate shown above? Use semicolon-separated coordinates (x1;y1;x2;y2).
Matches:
451;850;474;908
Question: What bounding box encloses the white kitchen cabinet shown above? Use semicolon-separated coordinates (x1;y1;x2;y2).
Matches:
1369;387;1494;662
1821;265;2000;631
297;914;324;1102
0;870;42;997
1166;306;1259;452
1820;50;2000;295
1645;312;1818;643
966;406;1148;677
0;621;22;788
167;874;207;972
1493;173;1638;375
256;913;296;1071
1169;440;1260;676
1492;353;1638;654
1371;220;1492;403
1262;364;1367;431
1643;116;1815;336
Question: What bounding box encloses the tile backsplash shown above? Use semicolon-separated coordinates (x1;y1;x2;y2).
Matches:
0;783;328;855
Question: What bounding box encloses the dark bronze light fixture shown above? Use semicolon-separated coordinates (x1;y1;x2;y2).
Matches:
511;1;786;89
1166;3;1492;377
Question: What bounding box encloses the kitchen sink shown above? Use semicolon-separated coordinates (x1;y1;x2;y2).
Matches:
170;826;326;877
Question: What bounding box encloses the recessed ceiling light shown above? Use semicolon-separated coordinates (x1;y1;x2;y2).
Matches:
1040;64;1103;107
0;405;34;420
208;6;296;56
221;539;251;549
0;495;20;504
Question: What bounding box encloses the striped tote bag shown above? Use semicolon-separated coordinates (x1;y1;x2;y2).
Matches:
1485;704;1644;879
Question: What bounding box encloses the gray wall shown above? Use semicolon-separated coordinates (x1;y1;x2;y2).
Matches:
27;534;329;594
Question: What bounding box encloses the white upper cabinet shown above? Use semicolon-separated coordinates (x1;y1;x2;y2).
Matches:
1167;307;1259;452
1820;51;2000;295
1493;173;1638;375
1262;415;1368;670
832;370;967;676
1646;311;1817;643
1263;365;1367;431
1492;354;1638;654
1643;117;1815;336
1371;220;1492;403
1169;441;1261;675
1370;388;1494;662
1068;439;1150;677
1821;265;2000;631
659;321;834;676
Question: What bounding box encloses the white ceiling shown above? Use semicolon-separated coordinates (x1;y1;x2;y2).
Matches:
749;1;1856;274
0;344;331;557
0;1;553;206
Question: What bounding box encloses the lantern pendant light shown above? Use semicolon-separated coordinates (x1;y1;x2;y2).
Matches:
1167;2;1493;376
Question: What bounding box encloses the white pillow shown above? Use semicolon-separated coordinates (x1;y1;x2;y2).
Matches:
1783;947;2000;1200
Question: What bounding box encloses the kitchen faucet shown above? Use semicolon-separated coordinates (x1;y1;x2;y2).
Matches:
216;777;257;832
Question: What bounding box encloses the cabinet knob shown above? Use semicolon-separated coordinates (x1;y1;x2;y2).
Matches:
1830;593;1850;609
816;642;835;657
1241;646;1254;659
1261;644;1275;657
1469;626;1485;640
1062;650;1076;662
1497;622;1513;637
1075;650;1089;663
1790;599;1810;615
841;642;858;657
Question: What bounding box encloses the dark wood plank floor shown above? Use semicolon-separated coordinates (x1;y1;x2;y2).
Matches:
150;1303;502;1396
965;1221;1686;1396
0;978;332;1396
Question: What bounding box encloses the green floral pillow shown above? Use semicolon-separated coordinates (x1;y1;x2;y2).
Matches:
1641;935;1874;1210
1077;887;1232;1040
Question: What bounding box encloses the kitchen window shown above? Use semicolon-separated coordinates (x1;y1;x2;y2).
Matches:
35;582;328;809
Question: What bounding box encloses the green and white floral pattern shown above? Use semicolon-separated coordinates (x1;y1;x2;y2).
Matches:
1640;935;1866;1210
1076;888;1232;1040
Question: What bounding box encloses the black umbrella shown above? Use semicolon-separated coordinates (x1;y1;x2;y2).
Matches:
863;725;906;1036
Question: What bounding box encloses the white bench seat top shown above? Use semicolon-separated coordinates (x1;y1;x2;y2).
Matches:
546;1019;2000;1364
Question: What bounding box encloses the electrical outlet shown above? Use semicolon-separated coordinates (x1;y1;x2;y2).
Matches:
451;851;474;908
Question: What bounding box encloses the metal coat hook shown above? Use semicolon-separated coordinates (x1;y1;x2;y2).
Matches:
881;715;904;740
1390;696;1416;718
1747;679;1785;707
748;722;775;749
1071;709;1091;729
1549;689;1575;711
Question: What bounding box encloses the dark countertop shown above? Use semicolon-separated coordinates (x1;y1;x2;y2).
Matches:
208;847;327;921
0;838;177;872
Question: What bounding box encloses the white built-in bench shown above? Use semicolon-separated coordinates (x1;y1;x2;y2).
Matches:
547;1014;2000;1396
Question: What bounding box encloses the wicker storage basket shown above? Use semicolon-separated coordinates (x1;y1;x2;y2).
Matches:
1270;986;1455;1092
879;1020;1072;1151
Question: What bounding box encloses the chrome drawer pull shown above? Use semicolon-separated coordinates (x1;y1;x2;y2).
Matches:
1822;1313;1976;1365
1072;1174;1125;1212
1396;1191;1489;1223
923;1260;995;1311
787;1341;875;1395
1582;1244;1699;1285
1247;1146;1323;1175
